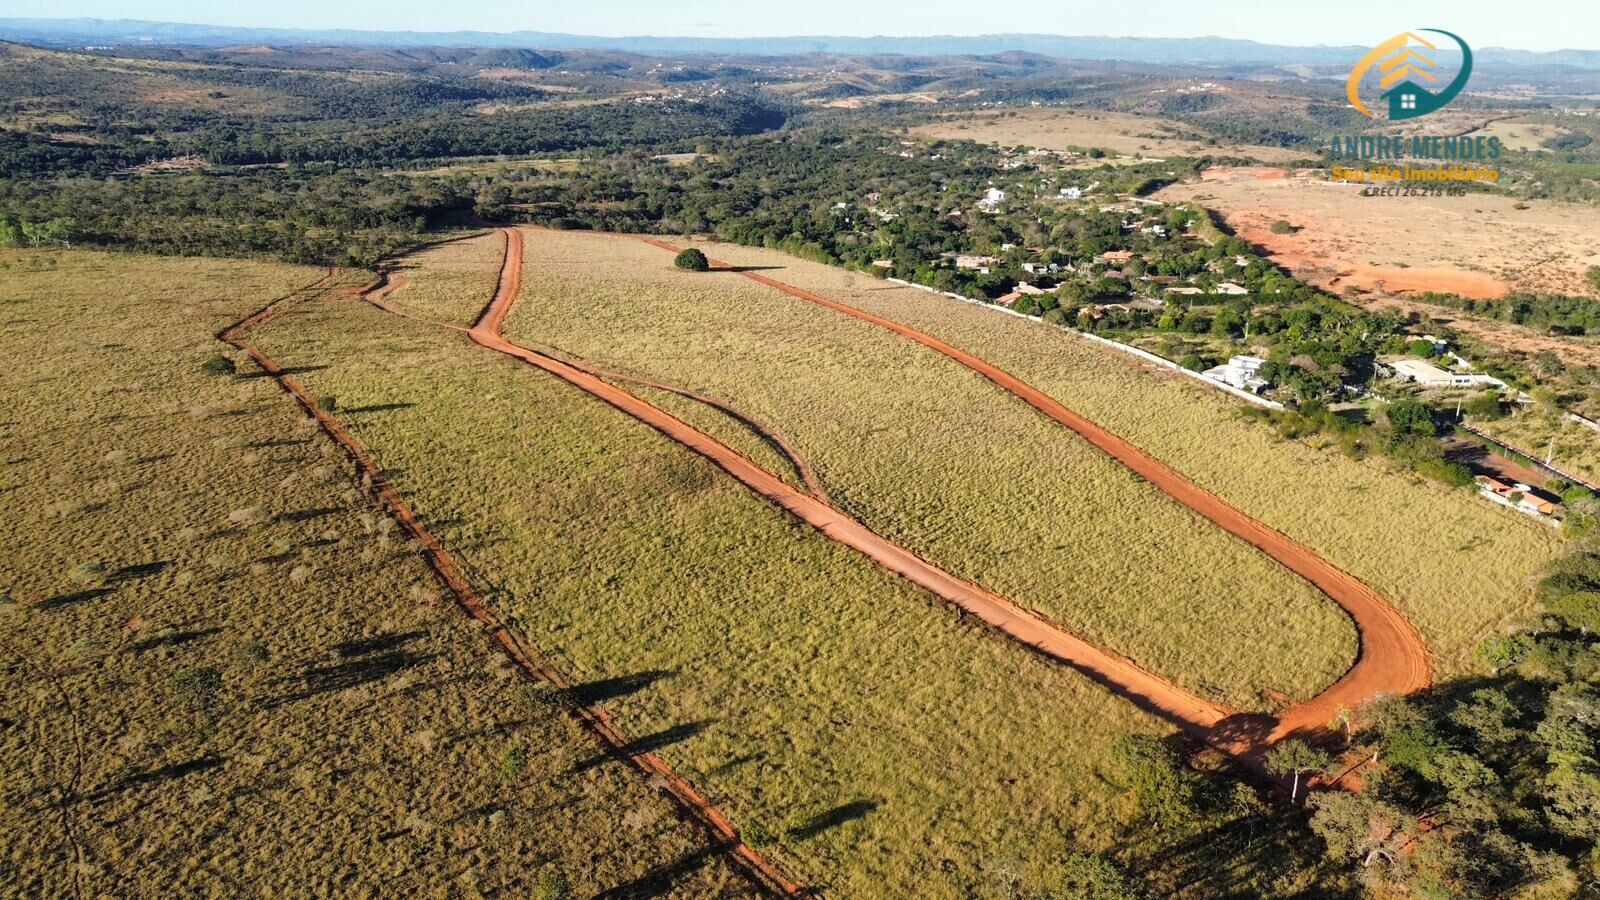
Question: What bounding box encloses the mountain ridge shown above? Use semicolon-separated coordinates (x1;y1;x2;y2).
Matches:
4;16;1598;68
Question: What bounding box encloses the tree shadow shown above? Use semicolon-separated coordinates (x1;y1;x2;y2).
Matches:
714;265;786;273
239;364;328;380
35;587;114;611
786;799;878;841
248;437;311;449
126;627;223;653
342;402;416;415
710;750;767;774
594;842;734;899
332;630;428;658
281;506;341;523
572;721;711;773
262;649;434;708
566;669;675;706
87;754;224;804
112;560;169;582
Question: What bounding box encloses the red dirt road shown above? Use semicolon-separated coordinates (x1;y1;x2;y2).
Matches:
623;234;1432;752
220;273;809;899
362;268;830;502
473;228;1247;747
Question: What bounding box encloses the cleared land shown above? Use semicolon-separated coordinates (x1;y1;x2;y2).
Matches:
244;252;1197;898
501;229;1357;712
1466;118;1573;152
671;239;1563;679
911;107;1305;162
0;251;744;897
1157;167;1600;300
1470;412;1600;487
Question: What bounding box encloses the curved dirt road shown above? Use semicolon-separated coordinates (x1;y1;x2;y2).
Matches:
362;269;830;502
627;235;1431;746
475;228;1246;744
221;273;810;899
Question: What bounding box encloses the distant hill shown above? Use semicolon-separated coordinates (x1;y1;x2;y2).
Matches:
4;16;1599;69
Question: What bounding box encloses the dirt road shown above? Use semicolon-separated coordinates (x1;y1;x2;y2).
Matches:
623;234;1432;751
363;268;829;502
472;229;1245;745
220;273;809;899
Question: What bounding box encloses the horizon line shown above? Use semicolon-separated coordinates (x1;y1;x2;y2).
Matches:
1;16;1592;55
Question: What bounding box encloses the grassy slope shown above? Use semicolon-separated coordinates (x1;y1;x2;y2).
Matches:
0;250;745;897
690;240;1564;676
502;228;1355;710
249;275;1171;898
376;231;811;490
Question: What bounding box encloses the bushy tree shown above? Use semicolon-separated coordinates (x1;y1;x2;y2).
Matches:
1051;852;1142;899
1385;399;1435;436
673;247;710;271
200;355;237;376
1265;739;1331;802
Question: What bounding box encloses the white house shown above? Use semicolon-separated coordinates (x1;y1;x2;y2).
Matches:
1213;282;1249;296
1203;355;1269;392
1059;186;1083;200
1389;358;1506;389
977;187;1006;212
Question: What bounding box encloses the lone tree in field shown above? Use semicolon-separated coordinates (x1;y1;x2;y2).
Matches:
674;248;710;271
1266;739;1333;803
200;354;236;376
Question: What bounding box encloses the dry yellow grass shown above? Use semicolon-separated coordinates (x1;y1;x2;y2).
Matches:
247;281;1171;898
1472;411;1600;486
911;107;1306;162
1467;118;1573;152
690;240;1564;677
503;229;1356;710
0;249;746;897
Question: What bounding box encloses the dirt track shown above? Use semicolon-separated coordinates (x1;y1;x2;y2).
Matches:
365;269;830;502
622;233;1432;753
219;271;808;899
472;229;1249;739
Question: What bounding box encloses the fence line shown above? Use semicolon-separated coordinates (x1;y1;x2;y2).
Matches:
885;278;1284;410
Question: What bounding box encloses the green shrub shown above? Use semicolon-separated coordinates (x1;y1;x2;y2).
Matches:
67;561;108;586
170;666;223;711
1414;458;1473;487
499;745;527;781
533;869;570;900
316;395;338;412
1463;392;1505;419
1179;353;1205;372
1051;851;1142;899
200;355;237;376
1386;399;1435;436
673;248;710;271
1269;219;1295;234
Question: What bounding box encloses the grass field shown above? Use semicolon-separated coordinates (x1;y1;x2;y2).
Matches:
241;267;1218;897
1471;410;1600;487
683;240;1564;677
501;229;1357;712
0;250;747;897
910;108;1306;162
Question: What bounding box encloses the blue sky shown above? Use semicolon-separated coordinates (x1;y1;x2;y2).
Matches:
32;0;1598;51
